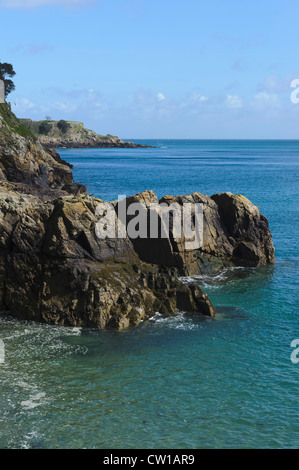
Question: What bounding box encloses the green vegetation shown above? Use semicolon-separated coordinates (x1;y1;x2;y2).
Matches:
39;121;52;135
18;118;119;144
57;120;70;134
0;103;36;140
0;62;16;97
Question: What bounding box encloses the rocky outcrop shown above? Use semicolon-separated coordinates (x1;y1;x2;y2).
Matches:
19;119;152;149
116;190;275;276
0;103;275;330
0;191;214;329
0;104;87;199
211;192;275;268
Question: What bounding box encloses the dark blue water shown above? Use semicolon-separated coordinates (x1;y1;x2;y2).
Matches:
0;140;298;448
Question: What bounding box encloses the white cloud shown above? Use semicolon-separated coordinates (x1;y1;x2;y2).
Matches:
226;94;243;108
191;92;208;103
53;101;76;112
261;76;283;93
131;89;156;106
129;89;177;120
250;92;280;111
156;92;166;102
13;98;36;114
0;0;93;8
258;74;297;94
11;87;111;122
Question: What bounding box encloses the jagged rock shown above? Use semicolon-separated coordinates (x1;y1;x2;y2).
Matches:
211;192;275;267
119;190;275;275
0;190;215;329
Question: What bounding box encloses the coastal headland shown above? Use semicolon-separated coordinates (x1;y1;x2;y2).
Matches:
19;118;152;148
0;103;274;330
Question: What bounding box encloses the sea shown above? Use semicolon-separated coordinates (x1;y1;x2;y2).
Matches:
0;140;298;449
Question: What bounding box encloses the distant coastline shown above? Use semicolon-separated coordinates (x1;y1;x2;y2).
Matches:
19;118;153;149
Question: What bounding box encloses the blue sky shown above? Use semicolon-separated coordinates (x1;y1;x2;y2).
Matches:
1;0;299;138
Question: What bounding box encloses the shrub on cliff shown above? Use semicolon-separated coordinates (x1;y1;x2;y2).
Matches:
57;120;70;134
39;121;52;135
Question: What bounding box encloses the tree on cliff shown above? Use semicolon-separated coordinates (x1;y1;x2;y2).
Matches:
0;62;16;97
39;121;52;135
57;120;70;134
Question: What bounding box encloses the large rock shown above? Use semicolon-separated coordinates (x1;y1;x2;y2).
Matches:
0;190;215;329
211;192;275;267
118;190;275;275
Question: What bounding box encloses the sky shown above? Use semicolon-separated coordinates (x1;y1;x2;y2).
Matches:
1;0;299;138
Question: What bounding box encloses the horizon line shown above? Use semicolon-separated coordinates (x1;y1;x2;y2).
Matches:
123;138;299;141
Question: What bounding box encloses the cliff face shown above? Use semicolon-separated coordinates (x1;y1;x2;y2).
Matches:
19;118;150;149
0;104;87;199
0;104;275;330
0;190;214;328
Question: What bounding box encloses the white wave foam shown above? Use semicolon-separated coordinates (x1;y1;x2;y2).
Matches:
20;392;48;411
20;430;41;449
180;266;251;287
149;312;163;321
148;312;205;330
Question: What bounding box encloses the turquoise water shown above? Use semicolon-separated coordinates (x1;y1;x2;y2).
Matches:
0;140;298;448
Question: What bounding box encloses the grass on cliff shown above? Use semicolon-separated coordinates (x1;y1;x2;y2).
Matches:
0;103;37;141
19;118;117;140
